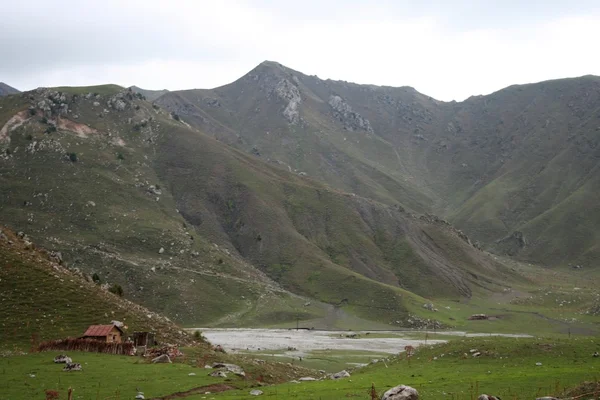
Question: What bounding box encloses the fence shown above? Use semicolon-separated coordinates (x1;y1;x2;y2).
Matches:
37;338;135;355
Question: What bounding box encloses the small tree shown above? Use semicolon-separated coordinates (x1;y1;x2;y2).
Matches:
109;284;124;297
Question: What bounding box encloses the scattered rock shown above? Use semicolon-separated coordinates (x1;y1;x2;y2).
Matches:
151;354;171;364
478;395;500;400
53;354;72;364
250;389;263;396
135;394;145;400
472;352;482;357
536;362;542;366
299;377;316;381
158;247;165;254
330;370;350;380
210;371;228;378
212;362;245;376
468;314;488;320
63;362;82;371
188;372;196;376
381;384;419;400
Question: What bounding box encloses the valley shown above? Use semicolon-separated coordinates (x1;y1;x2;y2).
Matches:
0;62;599;399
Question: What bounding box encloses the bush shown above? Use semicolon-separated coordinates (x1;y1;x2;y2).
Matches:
40;117;48;124
92;273;101;284
117;153;124;160
109;284;124;297
26;134;33;141
45;125;57;134
193;330;208;343
28;108;37;116
68;152;77;162
171;112;180;121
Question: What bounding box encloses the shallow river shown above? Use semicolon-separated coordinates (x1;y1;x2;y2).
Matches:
190;329;530;355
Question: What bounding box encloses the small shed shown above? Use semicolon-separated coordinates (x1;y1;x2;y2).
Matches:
133;331;156;347
81;324;123;343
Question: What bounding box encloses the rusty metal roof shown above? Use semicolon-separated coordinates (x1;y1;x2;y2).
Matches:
83;324;122;337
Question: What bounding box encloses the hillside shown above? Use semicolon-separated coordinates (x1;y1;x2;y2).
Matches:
0;82;19;96
0;225;193;348
156;62;600;268
0;86;523;328
130;85;169;101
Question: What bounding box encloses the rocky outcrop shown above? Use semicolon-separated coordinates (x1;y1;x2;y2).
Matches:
328;95;373;133
273;79;301;124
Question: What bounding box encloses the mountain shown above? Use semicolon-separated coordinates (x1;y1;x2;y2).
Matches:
130;85;169;102
0;82;19;96
156;62;600;269
0;84;520;328
0;225;194;349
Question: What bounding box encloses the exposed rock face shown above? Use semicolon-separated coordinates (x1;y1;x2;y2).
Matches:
328;95;373;133
273;79;301;124
381;385;419;400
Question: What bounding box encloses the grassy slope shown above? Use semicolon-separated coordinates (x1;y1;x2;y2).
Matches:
0;89;314;328
157;64;600;269
215;337;600;399
0;226;193;349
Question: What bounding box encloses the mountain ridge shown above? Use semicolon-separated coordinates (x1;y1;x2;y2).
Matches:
156;61;600;269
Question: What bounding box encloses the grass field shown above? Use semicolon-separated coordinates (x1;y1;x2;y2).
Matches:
215;336;600;399
2;336;599;399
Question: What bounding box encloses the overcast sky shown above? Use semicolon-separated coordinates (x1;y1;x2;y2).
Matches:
2;0;600;101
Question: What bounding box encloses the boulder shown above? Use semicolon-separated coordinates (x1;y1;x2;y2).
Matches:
478;395;500;400
212;362;245;376
53;355;72;364
299;377;317;381
250;389;263;396
151;354;171;364
331;370;350;380
381;385;419;400
62;363;82;372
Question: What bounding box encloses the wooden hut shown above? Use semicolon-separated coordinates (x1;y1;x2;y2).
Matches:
81;324;123;343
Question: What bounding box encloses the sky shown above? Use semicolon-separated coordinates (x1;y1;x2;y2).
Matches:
2;0;600;101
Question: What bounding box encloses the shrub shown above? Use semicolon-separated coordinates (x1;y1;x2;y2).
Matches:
109;284;124;297
40;117;48;124
117;153;124;160
28;108;37;116
193;330;208;343
45;125;57;134
68;152;77;162
26;134;33;141
171;112;180;121
92;273;101;284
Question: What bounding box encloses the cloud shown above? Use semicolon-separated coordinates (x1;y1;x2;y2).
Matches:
2;0;600;100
